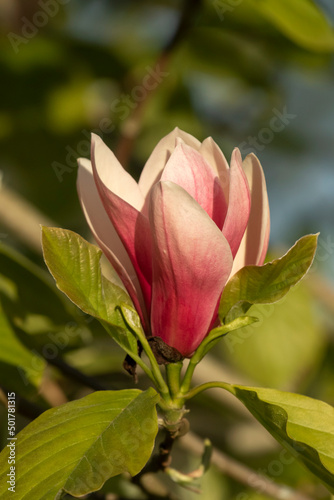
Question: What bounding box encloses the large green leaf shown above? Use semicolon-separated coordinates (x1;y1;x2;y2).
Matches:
225;384;334;492
0;388;159;499
248;0;334;52
219;234;318;323
0;301;46;387
41;227;138;356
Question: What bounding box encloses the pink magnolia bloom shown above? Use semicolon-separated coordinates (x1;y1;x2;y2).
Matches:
77;128;270;357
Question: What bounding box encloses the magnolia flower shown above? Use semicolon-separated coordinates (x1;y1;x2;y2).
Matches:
77;128;269;357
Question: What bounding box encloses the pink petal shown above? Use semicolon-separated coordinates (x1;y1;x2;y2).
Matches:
149;181;233;357
91;134;145;210
77;158;148;328
138;127;201;199
161;143;227;230
231;153;270;275
90;134;152;313
222;148;251;258
199;137;230;202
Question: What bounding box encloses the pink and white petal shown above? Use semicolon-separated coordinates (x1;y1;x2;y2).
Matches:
199;137;230;202
77;158;149;328
222;148;251;258
149;181;233;357
138;127;201;199
231;153;270;275
91;133;145;211
91;135;153;311
161;143;227;230
93;184;152;313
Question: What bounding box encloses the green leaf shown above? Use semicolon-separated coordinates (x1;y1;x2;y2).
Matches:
219;234;318;323
41;227;138;356
248;0;334;52
0;301;46;387
0;388;159;499
225;384;334;492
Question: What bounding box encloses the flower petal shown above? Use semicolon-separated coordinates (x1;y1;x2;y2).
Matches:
138;127;201;199
149;181;233;357
199;137;230;201
77;158;148;328
90;134;152;313
161;143;227;230
222;148;251;257
231;153;270;275
91;133;145;210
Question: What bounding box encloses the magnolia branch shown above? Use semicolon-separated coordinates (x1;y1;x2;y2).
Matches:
1;391;319;500
132;428;179;499
0;159;329;500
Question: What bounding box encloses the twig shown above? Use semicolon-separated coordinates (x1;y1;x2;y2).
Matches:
132;422;189;499
179;432;315;500
115;0;202;168
136;430;176;477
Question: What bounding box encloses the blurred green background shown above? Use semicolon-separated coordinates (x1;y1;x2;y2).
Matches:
1;0;334;498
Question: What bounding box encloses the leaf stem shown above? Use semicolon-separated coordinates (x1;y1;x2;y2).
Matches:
180;317;257;395
179;357;198;397
165;362;183;399
140;336;173;402
118;306;172;402
182;381;233;400
103;322;158;386
131;353;159;384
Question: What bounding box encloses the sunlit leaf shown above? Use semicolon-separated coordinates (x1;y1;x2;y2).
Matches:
41;227;138;356
225;384;334;492
0;388;159;499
